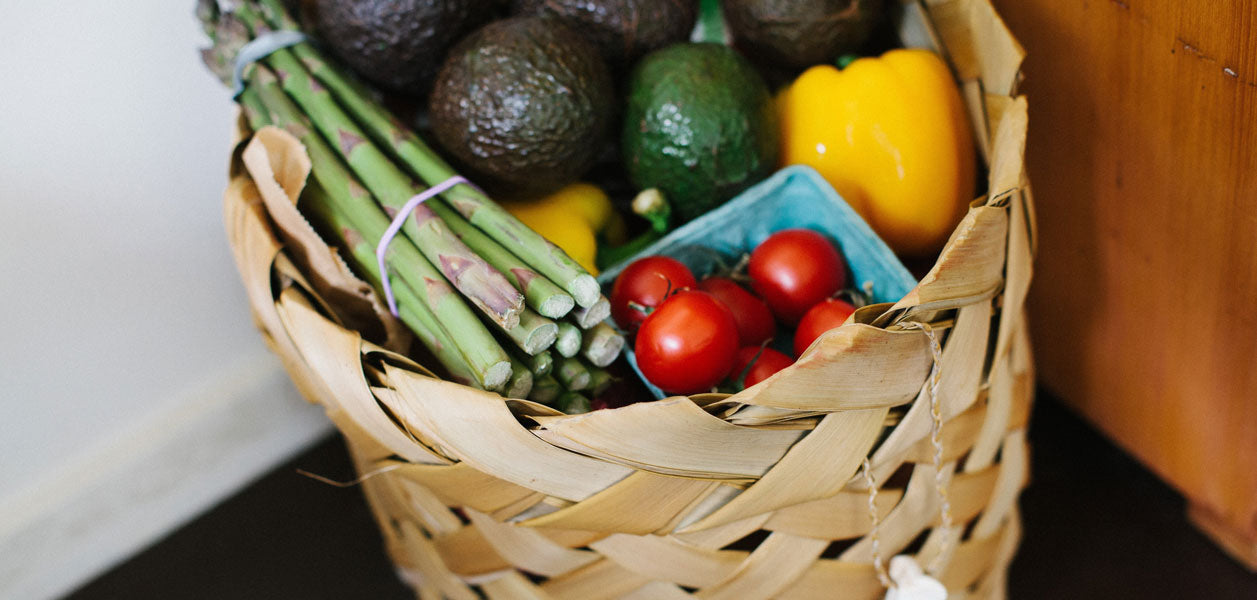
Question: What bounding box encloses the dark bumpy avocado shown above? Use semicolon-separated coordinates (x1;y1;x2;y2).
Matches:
721;0;884;71
510;0;698;68
622;43;778;223
313;0;495;96
428;17;615;197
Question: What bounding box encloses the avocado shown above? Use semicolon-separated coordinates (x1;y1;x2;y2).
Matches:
622;43;778;223
313;0;496;96
510;0;698;69
721;0;884;71
428;17;615;197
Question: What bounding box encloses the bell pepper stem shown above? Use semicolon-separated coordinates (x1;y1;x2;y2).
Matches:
837;54;861;69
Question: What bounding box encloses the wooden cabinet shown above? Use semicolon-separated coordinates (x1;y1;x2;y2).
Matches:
986;0;1257;568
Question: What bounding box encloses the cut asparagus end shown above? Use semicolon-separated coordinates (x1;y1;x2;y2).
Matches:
538;293;576;320
527;350;554;377
498;308;557;355
528;374;562;405
557;392;591;414
582;322;625;368
571;296;611;329
587;365;615;397
483;361;514;391
524;322;559;355
554;356;591;391
505;355;534;399
570;275;601;309
555;322;582;358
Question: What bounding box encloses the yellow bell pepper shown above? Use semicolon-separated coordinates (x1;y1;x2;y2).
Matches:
777;49;975;257
502;183;625;275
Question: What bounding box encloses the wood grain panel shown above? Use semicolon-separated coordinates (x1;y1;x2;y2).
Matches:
989;0;1257;564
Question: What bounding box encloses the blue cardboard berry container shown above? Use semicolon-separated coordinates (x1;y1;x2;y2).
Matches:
597;164;919;399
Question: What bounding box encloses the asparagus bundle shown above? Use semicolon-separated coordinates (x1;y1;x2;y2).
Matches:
199;0;624;401
248;0;600;309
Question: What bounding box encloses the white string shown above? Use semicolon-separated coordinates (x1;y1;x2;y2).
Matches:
902;321;953;575
869;321;954;600
375;176;473;316
864;457;892;588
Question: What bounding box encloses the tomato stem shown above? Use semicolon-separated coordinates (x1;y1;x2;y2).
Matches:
627;300;654;316
733;341;772;390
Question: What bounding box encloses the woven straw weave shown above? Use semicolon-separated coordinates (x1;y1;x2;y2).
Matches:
222;1;1032;597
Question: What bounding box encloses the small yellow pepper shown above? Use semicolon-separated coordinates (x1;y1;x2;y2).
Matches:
502;182;625;275
777;49;975;257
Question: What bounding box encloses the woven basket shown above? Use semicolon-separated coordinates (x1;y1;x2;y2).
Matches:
222;0;1032;597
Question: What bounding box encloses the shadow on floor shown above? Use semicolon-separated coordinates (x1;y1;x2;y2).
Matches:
68;391;1256;599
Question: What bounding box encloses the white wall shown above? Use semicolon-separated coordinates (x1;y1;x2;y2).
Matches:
0;2;331;598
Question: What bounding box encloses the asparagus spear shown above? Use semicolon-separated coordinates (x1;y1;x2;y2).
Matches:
250;0;601;308
504;355;534;399
527;350;554;377
300;182;487;390
570;296;611;329
581;322;626;368
554;356;591;392
226;3;525;329
587;364;615;397
240;65;512;389
429;199;575;319
557;392;592;415
236;86;271;130
554;322;582;358
528;374;562;405
500;308;559;356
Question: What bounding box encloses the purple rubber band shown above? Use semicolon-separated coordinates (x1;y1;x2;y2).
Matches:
375;176;475;317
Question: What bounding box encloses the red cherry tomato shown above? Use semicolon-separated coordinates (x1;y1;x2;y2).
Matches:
635;290;739;394
610;255;697;331
731;346;794;388
698;277;776;346
793;298;857;356
749;229;847;325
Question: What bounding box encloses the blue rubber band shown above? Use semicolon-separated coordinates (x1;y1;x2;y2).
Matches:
231;30;308;98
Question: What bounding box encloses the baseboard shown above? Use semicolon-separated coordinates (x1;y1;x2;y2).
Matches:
0;352;333;600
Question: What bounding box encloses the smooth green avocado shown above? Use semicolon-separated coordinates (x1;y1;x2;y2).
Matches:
622;43;779;223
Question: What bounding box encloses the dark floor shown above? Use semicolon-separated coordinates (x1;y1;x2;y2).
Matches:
68;393;1257;599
